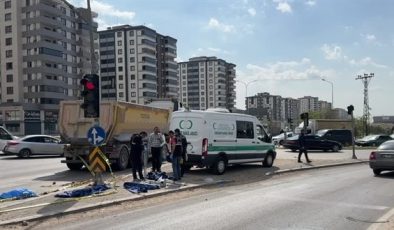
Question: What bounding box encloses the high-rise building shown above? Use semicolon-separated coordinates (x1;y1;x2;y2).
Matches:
178;56;236;110
0;0;97;135
98;25;178;104
299;96;319;113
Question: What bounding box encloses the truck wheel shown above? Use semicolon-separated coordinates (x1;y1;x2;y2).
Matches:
115;147;129;171
279;140;284;146
263;153;274;167
211;156;227;175
67;163;83;170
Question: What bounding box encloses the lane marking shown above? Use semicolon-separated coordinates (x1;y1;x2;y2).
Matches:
367;207;394;230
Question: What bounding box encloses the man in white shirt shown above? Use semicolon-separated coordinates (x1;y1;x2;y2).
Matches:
148;127;165;172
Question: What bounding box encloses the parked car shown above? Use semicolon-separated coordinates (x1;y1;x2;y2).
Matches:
355;134;392;147
4;135;65;158
369;140;394;176
272;132;294;146
282;134;342;152
316;129;353;146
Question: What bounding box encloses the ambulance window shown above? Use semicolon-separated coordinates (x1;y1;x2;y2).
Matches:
236;121;254;139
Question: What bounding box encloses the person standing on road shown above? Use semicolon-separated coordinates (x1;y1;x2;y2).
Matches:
130;134;144;181
170;129;183;181
298;130;312;163
148;127;165;172
178;129;188;177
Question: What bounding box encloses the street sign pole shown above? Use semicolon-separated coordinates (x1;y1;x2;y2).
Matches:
87;126;107;186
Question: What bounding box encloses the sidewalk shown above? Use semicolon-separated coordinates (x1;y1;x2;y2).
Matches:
0;151;368;227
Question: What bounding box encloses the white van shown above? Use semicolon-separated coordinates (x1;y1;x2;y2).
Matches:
169;109;276;174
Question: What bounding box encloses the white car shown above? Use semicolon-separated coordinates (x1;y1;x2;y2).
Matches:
272;132;294;146
4;135;65;158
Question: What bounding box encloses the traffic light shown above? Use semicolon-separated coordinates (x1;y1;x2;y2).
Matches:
347;105;354;115
80;74;100;118
300;112;309;126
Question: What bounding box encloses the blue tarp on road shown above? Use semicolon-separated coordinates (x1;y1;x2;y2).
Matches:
55;184;110;198
124;182;160;194
0;188;37;200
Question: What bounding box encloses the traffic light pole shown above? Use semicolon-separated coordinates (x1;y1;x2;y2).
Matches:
351;113;357;159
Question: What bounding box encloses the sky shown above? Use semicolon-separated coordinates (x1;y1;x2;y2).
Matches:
69;0;394;117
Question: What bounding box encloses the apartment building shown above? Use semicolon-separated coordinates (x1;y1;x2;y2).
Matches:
0;0;97;135
98;25;178;104
299;96;319;113
178;56;236;110
246;93;331;122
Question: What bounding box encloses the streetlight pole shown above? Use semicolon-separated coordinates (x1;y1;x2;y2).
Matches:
236;80;258;113
321;78;334;108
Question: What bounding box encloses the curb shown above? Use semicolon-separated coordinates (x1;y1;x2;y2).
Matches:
0;179;232;227
0;160;369;227
266;160;369;176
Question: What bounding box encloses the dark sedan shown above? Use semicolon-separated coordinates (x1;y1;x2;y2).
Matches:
282;134;342;152
369;140;394;176
355;134;392;147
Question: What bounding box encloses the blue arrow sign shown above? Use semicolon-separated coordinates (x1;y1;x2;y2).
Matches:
87;126;106;146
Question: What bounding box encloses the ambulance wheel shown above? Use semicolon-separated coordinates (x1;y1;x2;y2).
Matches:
263;153;274;167
212;156;227;175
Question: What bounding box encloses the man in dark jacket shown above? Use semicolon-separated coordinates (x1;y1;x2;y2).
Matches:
178;129;188;177
130;134;144;181
298;131;312;163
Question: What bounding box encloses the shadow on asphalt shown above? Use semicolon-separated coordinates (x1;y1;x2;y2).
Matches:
376;171;394;179
186;164;280;187
0;155;62;160
283;150;346;154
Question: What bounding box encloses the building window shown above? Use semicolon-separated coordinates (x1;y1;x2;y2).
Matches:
131;92;136;97
131;83;135;88
118;58;123;63
5;38;12;46
119;92;124;98
118;49;122;55
130;57;135;62
117;40;122;46
130;75;135;80
129;31;134;36
119;84;124;89
5;26;12;34
130;66;135;71
5;13;11;21
6;62;13;70
118;66;123;72
6;87;13;95
6;74;13;82
5;50;12;58
117;31;122;37
208;67;213;72
119;75;123;80
129;40;134;45
130;48;135;54
4;1;11;9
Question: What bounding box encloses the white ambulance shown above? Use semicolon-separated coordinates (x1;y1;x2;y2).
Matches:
169;109;276;174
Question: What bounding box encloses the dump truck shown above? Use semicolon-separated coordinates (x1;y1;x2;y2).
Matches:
59;100;175;171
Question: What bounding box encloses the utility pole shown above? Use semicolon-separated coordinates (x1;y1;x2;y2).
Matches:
355;73;374;136
87;0;96;74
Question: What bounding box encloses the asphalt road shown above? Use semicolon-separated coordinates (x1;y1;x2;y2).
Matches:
53;164;394;230
0;155;93;194
0;149;372;194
